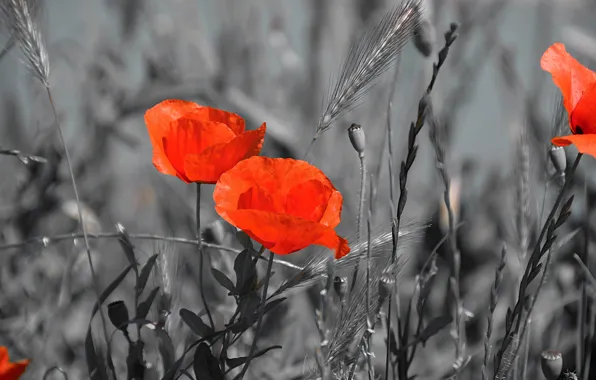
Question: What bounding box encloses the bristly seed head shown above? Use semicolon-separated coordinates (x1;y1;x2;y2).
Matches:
0;0;50;86
540;350;563;380
316;0;422;137
348;123;366;158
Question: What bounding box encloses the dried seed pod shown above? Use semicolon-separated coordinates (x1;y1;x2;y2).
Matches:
549;146;567;175
378;273;395;306
540;350;563;380
348;123;366;158
108;301;130;332
412;18;435;57
333;276;348;301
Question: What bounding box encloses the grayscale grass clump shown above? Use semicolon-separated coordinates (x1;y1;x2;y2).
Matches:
312;0;421;144
0;0;49;86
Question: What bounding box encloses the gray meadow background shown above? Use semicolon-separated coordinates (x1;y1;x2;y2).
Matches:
1;0;596;379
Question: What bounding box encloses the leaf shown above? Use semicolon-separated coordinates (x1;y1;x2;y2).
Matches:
156;329;176;375
193;343;224;380
234;249;257;295
211;268;236;294
180;309;214;338
418;314;452;345
238;293;261;323
263;297;286;316
137;287;160;319
225;345;282;369
137;254;159;296
161;356;184;380
117;224;139;274
85;332;108;380
85;264;133;379
236;230;253;250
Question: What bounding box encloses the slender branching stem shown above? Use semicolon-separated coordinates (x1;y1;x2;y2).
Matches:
237;250;275;380
495;153;582;375
46;86;115;377
196;183;215;330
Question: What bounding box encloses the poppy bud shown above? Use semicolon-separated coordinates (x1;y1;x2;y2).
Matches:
540;350;563;380
333;276;348;301
108;301;130;332
549;146;566;174
412;19;435;58
348;123;366;158
378;273;395;306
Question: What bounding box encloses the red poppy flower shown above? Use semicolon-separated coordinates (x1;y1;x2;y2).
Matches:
144;99;266;183
213;157;351;259
541;43;596;157
0;347;28;380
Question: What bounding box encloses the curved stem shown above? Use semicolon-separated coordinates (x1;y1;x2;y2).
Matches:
237;250;275;380
46;86;115;378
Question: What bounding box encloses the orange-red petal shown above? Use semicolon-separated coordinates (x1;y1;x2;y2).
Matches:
0;348;29;380
552;134;596;158
184;123;266;184
541;43;596;125
285;179;334;222
570;83;596;135
162;118;235;182
219;209;350;258
185;105;246;135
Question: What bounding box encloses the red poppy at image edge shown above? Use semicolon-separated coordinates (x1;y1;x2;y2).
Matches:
0;347;28;380
541;43;596;158
213;156;351;259
144;99;267;184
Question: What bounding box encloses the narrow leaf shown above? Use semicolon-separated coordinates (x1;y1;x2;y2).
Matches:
137;254;159;296
225;345;282;369
418;314;452;344
137;287;160;319
180;309;214;338
211;268;236;294
193;343;224;380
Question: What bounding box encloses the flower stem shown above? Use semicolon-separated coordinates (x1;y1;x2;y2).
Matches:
196;183;215;330
237;250;275;380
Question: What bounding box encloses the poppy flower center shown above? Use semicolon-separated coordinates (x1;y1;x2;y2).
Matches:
576;126;584;134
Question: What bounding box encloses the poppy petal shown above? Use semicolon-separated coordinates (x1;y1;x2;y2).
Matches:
0;359;28;380
162;118;236;181
145;100;201;177
541;43;596;120
570;83;596;135
552;134;596;158
219;209;350;258
184;123;266;184
186;106;246;135
285;179;334;222
319;191;344;228
0;347;7;365
237;185;284;214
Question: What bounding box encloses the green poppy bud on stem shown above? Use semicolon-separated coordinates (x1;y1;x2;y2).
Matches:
540;350;563;380
348;123;366;158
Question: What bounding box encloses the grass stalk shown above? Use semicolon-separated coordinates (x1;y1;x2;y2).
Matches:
495;153;582;376
46;87;116;378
